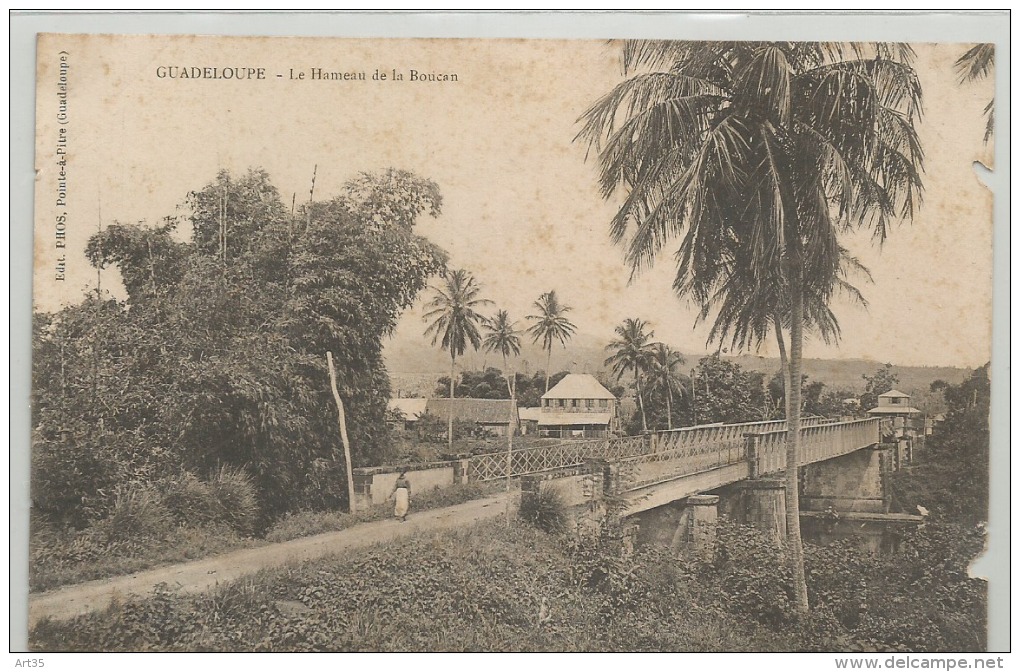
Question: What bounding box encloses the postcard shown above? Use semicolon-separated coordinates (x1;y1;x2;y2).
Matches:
24;26;1003;655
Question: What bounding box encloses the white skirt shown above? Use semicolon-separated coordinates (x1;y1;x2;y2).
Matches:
394;487;409;518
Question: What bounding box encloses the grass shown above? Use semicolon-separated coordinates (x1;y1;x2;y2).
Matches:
29;524;261;593
29;480;502;593
27;519;792;652
28;512;986;652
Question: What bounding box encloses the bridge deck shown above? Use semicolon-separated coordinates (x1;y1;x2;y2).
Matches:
604;418;881;514
468;417;882;515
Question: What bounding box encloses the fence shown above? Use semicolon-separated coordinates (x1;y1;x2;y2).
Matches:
467;434;649;482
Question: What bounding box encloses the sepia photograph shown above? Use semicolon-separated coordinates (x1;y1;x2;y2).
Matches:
17;13;1007;657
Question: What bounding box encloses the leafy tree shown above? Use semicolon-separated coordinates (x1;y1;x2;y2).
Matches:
815;388;859;418
435;368;510;400
32;167;447;526
859;363;900;412
526;291;577;393
85;220;189;304
767;372;829;418
893;364;989;525
604;318;655;432
579;40;924;612
186;167;289;261
685;355;770;425
423;269;492;453
515;370;570;408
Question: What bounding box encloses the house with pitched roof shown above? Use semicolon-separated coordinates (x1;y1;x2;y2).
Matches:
537;373;618;438
518;407;543;435
424;398;519;436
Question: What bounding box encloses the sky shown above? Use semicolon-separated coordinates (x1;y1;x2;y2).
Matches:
33;36;995;369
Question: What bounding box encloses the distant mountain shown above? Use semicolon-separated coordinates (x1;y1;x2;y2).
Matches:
724;354;971;395
384;331;974;400
384;331;611;379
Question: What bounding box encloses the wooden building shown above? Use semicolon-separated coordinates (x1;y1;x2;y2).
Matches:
537;373;618;438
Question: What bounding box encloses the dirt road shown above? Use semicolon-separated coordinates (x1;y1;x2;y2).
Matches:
28;493;512;628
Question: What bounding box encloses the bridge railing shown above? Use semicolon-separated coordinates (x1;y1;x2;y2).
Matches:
749;418;881;477
467;434;649;482
467;416;878;485
589;417;882;494
652;416;828;442
604;433;749;494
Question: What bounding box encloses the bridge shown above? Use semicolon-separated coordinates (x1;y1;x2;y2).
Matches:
353;416;915;552
508;416;917;553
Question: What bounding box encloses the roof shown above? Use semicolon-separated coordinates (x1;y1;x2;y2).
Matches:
425;398;518;424
867;406;922;415
538;411;614;427
388;398;428;420
518;407;543;422
878;390;911;398
541;373;616;401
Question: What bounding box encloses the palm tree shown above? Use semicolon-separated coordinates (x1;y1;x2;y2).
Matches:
423;269;491;452
483;309;522;513
483;309;523;396
604;318;655;433
647;342;686;429
955;44;994;142
704;243;872;421
579;41;924;613
526;290;577;393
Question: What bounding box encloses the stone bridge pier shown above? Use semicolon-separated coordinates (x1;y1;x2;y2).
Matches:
636;442;921;555
800;443;896;514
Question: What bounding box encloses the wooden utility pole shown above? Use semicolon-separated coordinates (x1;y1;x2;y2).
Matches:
506;369;516;526
326;351;356;513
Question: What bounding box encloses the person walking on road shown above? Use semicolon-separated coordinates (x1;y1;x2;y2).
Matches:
391;470;411;522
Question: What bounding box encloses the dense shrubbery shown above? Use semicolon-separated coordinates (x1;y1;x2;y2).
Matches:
32;168;447;533
518;486;568;534
893;365;990;525
30;470;261;592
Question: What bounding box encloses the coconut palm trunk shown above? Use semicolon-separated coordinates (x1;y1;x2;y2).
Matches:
774;314;791;420
503;354;514;481
544;347;552;393
786;279;810;613
448;352;456;453
665;381;674;430
635;371;648;432
505;355;515;526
